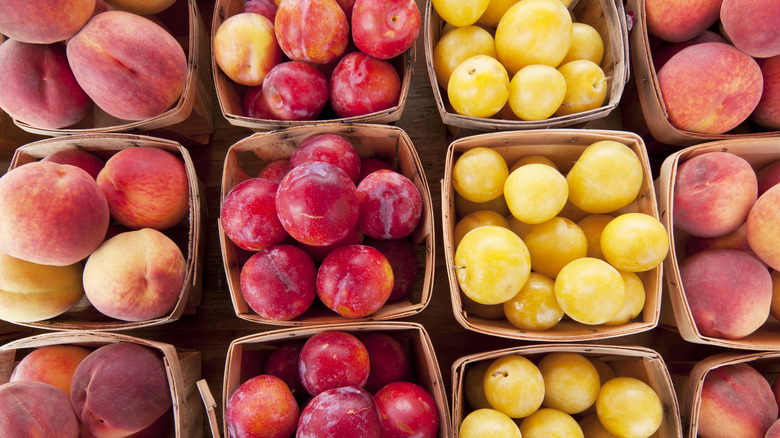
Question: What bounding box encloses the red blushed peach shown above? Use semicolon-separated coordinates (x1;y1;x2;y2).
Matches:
698;363;778;438
0;161;109;266
644;0;722;43
657;42;763;134
767;420;780;438
683;222;759;260
9;345;91;395
651;31;728;71
673;152;757;238
0;40;92;129
97;147;189;231
214;12;282;87
0;381;79;437
82;228;185;322
274;0;349;65
102;0;176;15
330;51;402;118
756;159;780;196
752;55;780;131
720;0;780;58
0;0;94;44
680;249;772;339
225;374;299;438
71;343;172;438
0;251;84;323
66;10;188;121
747;183;780;271
41;150;104;181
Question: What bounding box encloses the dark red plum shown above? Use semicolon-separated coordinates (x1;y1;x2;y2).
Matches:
258;159;292;184
356;169;422;240
225;374;299;438
358;157;394;182
264;340;306;400
374;381;439;438
291;133;361;183
221;177;288;251
358;332;411;394
297;226;364;263
329;51;401;118
296;386;381;438
365;237;419;301
261;61;329;121
298;330;370;396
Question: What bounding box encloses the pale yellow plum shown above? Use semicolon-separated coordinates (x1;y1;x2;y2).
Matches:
477;0;521;27
519;408;584;438
503;272;563;330
561;22;604;65
506;214;534;239
495;0;572;74
555;257;625;325
555;60;608;116
566;140;643;214
509;155;559;173
453;146;509;203
508;64;567;121
524;217;588;278
504;163;568;224
596;377;663;438
604;270;646;326
601;213;669;272
577;214;613;260
539;352;601;415
770;270;780;321
433;0;490;27
213;12;282;86
483;354;545;418
448;55;509;118
579;413;620;438
464;360;493;410
455;192;511;218
433;26;497;90
559;199;589;223
455;226;531;305
461;292;506;320
459;408;522;438
589;358;616;387
454;210;510;248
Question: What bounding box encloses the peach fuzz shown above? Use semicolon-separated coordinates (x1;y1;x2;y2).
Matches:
0;161;109;266
657;42;763;135
0;0;95;44
82;228;185;322
672;151;757;238
698;363;778;438
747;183;780;271
720;0;780;58
275;0;349;65
70;342;172;438
0;39;92;129
680;249;772;340
9;345;91;395
0;251;84;323
41;150;104;181
66;10;188;121
0;381;79;437
644;0;722;43
97;147;189;231
213;12;282;87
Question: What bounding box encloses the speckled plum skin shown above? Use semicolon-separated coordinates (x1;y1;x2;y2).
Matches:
329;51;401;118
225;374;299;438
356;169;422;240
259;61;329;121
264;341;306;400
351;0;420;60
358;332;411;394
0;381;79;438
298;331;370;396
274;0;349;65
291;133;362;183
221;177;288;252
296;386;382;438
365;237;419;301
374;381;439;438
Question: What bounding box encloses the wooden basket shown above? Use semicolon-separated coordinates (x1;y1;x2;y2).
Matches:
211;0;415;131
451;343;682;437
624;0;780;147
219;124;435;325
7;133;206;331
669;351;780;438
423;0;630;132
656;137;780;349
443;129;662;341
199;321;451;438
9;0;214;146
0;331;203;438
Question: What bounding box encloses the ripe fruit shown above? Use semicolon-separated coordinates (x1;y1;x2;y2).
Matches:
452;147;509;203
555;257;626;325
596;377;663;438
448;55;510;117
504;163;568;224
483;354;545;418
600;213;669;272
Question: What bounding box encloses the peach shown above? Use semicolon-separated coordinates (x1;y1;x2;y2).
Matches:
698;363;777;438
0;39;92;129
720;0;780;58
644;0;723;43
66;10;188;121
747;183;780;270
97;147;189;231
213;12;282;87
680;249;772;339
0;251;84;323
767;420;780;438
9;345;91;395
757;159;780;196
274;0;349;65
0;161;109;266
657;42;763;134
82;228;185;321
672;152;757;238
752;55;780;131
0;381;79;437
651;30;728;71
684;222;759;261
102;0;176;15
71;342;172;438
0;0;94;44
41;150;104;181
